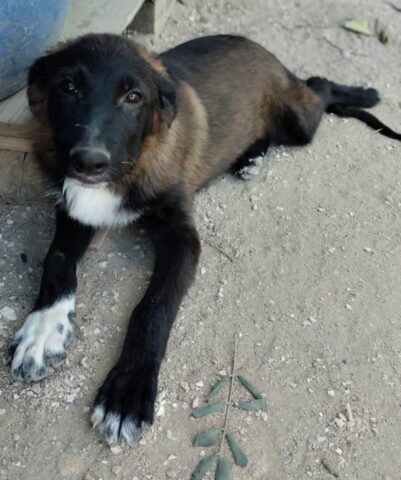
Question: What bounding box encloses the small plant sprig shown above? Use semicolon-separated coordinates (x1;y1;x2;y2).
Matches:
190;333;267;480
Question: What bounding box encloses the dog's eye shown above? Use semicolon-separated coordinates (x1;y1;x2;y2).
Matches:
60;79;77;94
124;91;142;104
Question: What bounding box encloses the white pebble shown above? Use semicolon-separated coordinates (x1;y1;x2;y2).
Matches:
110;445;122;454
0;306;17;321
112;466;122;475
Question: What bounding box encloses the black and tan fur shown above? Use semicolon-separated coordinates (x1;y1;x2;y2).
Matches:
10;33;401;445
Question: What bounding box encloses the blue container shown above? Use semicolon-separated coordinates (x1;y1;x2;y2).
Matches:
0;0;71;100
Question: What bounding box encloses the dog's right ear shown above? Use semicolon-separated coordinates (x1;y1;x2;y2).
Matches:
27;54;53;123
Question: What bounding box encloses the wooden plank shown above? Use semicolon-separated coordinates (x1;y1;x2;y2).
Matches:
0;0;146;127
0;122;34;139
130;0;175;35
61;0;145;40
0;151;45;202
0;136;33;152
0;89;31;126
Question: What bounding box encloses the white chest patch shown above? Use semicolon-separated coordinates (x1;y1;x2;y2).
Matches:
62;178;142;228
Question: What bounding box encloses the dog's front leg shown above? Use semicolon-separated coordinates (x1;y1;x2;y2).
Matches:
92;205;201;444
10;208;95;381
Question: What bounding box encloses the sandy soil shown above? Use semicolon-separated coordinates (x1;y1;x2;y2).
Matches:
1;0;401;479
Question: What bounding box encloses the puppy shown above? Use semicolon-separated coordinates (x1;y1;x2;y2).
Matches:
10;34;401;445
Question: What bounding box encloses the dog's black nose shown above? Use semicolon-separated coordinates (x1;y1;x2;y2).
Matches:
70;147;110;177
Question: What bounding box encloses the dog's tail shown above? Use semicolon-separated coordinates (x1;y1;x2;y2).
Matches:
307;76;401;141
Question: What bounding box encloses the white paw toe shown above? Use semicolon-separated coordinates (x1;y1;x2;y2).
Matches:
91;405;145;445
11;296;75;381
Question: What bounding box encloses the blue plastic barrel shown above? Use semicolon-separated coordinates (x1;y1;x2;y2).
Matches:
0;0;71;100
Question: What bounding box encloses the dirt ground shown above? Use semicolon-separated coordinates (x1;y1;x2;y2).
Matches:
1;0;401;479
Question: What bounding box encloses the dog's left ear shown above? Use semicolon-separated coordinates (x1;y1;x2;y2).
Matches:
156;74;177;128
27;54;52;123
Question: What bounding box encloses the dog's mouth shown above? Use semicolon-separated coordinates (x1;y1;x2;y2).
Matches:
64;176;108;189
66;172;110;187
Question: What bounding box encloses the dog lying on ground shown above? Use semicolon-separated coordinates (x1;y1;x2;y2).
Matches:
9;33;401;445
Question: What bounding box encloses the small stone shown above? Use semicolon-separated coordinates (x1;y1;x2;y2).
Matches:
167;430;177;440
166;470;177;478
110;445;122;455
261;412;268;422
327;390;335;398
156;404;165;417
112;466;122;475
334;415;346;428
192;397;200;409
0;306;17;321
0;409;6;415
180;382;189;392
195;381;203;389
64;393;77;403
139;438;147;446
200;267;206;275
345;304;352;311
317;436;327;443
99;261;108;269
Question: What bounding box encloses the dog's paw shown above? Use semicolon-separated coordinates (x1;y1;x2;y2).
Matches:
10;296;75;381
91;361;158;445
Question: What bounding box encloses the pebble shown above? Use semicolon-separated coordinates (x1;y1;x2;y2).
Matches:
0;306;17;321
112;466;122;475
63;393;77;403
327;390;335;398
0;409;6;415
192;397;200;408
180;381;189;392
334;413;346;428
166;470;177;478
110;445;122;455
156;404;166;417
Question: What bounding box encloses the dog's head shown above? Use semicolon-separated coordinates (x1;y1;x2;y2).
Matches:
28;34;177;185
